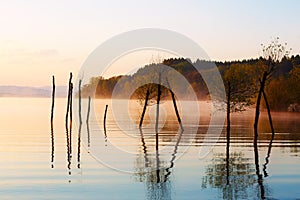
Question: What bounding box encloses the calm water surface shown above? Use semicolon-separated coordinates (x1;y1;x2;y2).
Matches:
0;98;299;199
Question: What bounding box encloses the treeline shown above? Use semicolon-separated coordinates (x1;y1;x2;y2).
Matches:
80;55;300;111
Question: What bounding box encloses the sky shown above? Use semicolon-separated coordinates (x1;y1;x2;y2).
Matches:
0;0;300;86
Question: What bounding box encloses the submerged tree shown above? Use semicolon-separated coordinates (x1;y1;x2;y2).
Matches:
254;37;291;136
223;63;256;135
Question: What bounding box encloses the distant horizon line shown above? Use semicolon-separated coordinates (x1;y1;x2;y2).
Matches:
0;84;68;88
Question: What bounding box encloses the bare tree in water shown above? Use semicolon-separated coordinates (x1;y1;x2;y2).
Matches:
254;37;291;136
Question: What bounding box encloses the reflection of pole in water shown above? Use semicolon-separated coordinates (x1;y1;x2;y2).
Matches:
253;132;265;199
155;150;160;183
77;79;82;168
164;129;184;181
261;89;275;178
50;75;55;168
86;96;91;148
103;126;108;145
139;127;149;167
263;131;275;177
226;131;230;185
77;123;82;169
51;123;55;169
66;116;71;176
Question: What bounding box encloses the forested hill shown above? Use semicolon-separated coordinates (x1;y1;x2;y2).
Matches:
80;55;300;111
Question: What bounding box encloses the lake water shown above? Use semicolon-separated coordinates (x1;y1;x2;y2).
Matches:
0;97;299;199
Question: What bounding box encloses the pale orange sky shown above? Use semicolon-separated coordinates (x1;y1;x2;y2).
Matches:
0;0;300;86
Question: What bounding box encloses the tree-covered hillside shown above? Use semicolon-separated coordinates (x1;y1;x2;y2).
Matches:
80;55;300;111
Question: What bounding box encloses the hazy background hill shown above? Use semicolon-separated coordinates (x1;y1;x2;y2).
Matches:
0;85;67;97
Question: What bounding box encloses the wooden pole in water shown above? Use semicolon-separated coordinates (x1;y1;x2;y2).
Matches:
78;79;82;125
51;76;56;125
65;72;73;129
104;104;108;132
65;72;73;171
166;78;184;131
50;75;55;168
139;89;150;128
69;82;73;156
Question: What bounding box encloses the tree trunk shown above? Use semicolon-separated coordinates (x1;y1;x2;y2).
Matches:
166;78;184;131
139;89;150;128
262;89;275;134
254;71;268;137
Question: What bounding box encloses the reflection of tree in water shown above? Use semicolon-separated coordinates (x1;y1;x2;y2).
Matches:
133;127;184;200
135;167;172;200
201;152;258;200
134;149;173;200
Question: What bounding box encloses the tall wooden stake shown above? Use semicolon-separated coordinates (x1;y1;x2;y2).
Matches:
104;104;108;133
166;78;184;131
69;82;73;156
139;89;150;128
50;75;55;168
51;76;55;125
65;72;73;174
65;72;73;129
78;79;82;125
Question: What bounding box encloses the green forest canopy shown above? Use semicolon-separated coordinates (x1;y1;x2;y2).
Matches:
80;55;300;111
